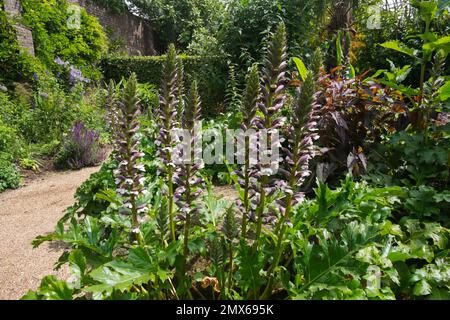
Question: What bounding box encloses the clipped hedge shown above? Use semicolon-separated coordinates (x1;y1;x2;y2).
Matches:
101;55;228;116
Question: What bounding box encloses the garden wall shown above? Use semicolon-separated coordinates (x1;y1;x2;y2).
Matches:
3;0;35;56
71;0;156;56
101;55;228;116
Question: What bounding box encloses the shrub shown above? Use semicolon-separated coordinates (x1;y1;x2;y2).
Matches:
0;119;24;158
55;122;107;170
137;83;159;114
0;7;44;84
0;154;21;192
101;55;228;117
21;0;107;80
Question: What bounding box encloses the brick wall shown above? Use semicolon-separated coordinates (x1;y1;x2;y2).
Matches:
76;0;156;56
3;0;35;56
3;0;156;57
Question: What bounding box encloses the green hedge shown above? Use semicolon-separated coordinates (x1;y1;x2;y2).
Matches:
100;55;228;117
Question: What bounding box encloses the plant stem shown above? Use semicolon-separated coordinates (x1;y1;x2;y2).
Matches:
168;168;176;241
419;21;431;104
252;176;267;252
227;242;234;297
260;142;300;299
182;163;192;296
241;136;250;238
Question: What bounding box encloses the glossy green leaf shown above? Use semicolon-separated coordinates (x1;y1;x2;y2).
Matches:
292;57;308;81
413;279;432;296
438;80;450;101
336;31;343;66
87;260;155;293
423;36;450;55
380;41;416;57
21;276;73;300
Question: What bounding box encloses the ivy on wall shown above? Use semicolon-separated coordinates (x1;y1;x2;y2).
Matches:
20;0;108;80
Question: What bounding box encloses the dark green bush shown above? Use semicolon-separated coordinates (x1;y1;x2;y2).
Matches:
101;55;228;117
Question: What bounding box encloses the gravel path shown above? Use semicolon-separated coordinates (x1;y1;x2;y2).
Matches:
0;166;100;300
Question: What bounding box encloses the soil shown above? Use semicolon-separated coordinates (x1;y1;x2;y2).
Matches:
0;166;101;300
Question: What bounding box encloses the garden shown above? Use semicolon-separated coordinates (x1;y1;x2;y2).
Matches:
0;0;450;301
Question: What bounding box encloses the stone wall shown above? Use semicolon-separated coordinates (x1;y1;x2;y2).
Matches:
75;0;156;56
3;0;156;57
3;0;35;56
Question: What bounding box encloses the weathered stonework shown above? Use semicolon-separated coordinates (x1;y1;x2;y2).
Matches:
74;0;156;56
3;0;156;57
3;0;35;56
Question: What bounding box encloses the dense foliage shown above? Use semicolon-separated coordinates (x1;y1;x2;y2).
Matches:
1;0;449;301
101;55;227;116
21;0;107;80
25;8;450;299
0;0;109;189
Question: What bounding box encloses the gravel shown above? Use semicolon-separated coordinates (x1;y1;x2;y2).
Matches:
0;166;100;300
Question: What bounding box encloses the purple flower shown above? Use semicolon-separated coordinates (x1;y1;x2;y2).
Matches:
54;56;69;67
57;121;107;169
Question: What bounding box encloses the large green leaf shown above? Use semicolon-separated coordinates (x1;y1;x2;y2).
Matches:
380;41;417;57
292;57;308;81
236;242;265;299
423;36;450;55
86;248;156;293
68;249;87;289
438;79;450;101
296;222;380;292
21;276;73;300
336;31;343;66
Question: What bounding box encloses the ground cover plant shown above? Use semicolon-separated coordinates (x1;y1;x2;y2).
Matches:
1;0;449;301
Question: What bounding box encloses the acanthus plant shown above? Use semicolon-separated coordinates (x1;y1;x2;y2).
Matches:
156;44;181;242
173;80;204;291
112;73;147;245
251;22;288;251
262;71;320;298
235;63;260;238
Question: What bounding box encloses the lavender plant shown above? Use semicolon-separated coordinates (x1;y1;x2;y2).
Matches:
55;121;107;170
113;73;147;245
156;44;180;241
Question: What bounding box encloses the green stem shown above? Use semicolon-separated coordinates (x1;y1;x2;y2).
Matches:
168;169;176;242
242;136;250;238
227;242;234;297
219;267;226;300
182;163;192;297
419;21;431;105
252;176;267;253
260;142;300;299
